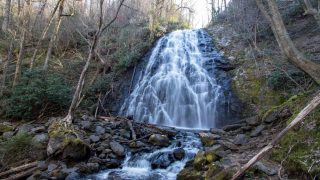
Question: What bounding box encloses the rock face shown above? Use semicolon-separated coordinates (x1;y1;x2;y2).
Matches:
250;125;266;137
110;141;125;157
263;107;292;123
233;134;248;145
148;134;170;147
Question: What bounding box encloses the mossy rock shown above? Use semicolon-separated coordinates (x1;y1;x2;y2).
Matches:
47;121;90;161
194;151;207;171
0;122;13;134
204;150;219;163
177;167;204;180
205;163;220;179
212;170;230;180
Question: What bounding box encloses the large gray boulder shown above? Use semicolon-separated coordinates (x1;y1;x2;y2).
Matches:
148;134;170;147
110;141;125;157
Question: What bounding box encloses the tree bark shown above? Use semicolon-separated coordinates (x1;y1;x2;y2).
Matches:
256;0;320;84
232;91;320;180
13;0;31;87
2;0;11;31
43;0;65;71
303;0;320;26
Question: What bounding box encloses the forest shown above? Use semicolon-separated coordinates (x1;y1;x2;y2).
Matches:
0;0;319;179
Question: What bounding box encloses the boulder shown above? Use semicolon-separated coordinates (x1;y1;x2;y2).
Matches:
32;133;49;144
89;135;100;143
204;150;219;163
148;134;170;147
17;124;34;134
217;140;238;151
233;134;248;145
2;131;14;140
0;122;14;134
110;141;125;157
250;125;266;137
222;123;245;132
173;148;185;160
193;151;206;171
199;132;219;146
209;128;226;135
95;126;105;135
245;116;261;126
177;167;204;180
150;152;174;169
255;161;277;176
62;140;90;161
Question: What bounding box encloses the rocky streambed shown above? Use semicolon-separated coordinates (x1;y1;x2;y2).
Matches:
0;108;290;180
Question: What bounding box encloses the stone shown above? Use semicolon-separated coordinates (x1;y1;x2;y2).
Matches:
80;121;93;130
209;128;226;135
2;131;14;140
47;163;58;172
95;126;105;135
148;134;170;147
173;148;185;160
150;152;174;169
119;129;131;139
199;132;219;146
250;125;266;137
177;167;204;180
233;134;248;145
193;151;206;171
17;124;34;134
47;136;64;156
204;150;219;163
105;159;121;168
255;161;277;176
85;163;100;173
245;116;261;126
264;107;292;123
222;123;245;132
62;140;90;161
129;141;146;148
110;141;125;157
0;122;14;133
90;135;100;143
206;144;223;152
32;133;48;144
65;172;80;180
217;140;238;150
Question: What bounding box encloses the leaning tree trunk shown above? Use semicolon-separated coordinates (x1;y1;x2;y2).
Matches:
43;0;65;71
256;0;320;84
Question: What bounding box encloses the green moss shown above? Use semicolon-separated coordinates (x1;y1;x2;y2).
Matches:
204;150;219;163
0;123;13;133
194;151;206;171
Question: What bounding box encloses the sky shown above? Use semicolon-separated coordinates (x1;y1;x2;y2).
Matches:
190;0;231;28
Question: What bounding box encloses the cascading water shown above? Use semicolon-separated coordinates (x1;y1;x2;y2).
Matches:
120;29;239;129
90;29;240;180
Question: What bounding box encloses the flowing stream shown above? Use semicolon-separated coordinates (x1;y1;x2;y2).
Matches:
91;29;239;180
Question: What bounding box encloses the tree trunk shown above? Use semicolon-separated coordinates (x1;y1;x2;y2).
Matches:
256;0;320;84
2;0;11;31
43;0;65;71
232;91;320;179
0;37;14;97
13;0;31;87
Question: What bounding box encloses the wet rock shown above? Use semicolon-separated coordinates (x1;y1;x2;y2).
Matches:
119;129;131;139
148;134;170;147
32;133;48;144
62;140;90;161
209;128;226;135
245;116;261;126
110;141;125;157
80;121;93;130
95;126;105;135
65;172;80;180
199;132;219;146
204;150;219;163
150;152;174;169
222;123;245;132
193;151;206;171
233;134;248;145
79;163;100;174
173;148;185;160
129;141;146;148
90;135;100;143
105;159;121;168
250;125;266;137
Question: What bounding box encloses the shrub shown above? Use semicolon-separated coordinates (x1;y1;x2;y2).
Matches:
6;70;71;119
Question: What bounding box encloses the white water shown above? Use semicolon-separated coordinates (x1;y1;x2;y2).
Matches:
120;29;224;129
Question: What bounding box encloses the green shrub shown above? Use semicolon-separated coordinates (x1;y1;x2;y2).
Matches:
6;70;71;119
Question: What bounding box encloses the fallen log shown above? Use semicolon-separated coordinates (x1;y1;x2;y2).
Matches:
3;166;38;180
232;92;320;180
0;161;38;178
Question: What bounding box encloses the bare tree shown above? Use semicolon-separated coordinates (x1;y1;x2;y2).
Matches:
256;0;320;84
2;0;11;31
62;0;126;125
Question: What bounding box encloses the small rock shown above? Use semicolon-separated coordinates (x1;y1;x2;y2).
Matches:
222;123;245;132
250;125;265;137
217;140;238;150
173;148;185;160
80;121;93;130
90;135;100;143
47;163;58;172
17;124;34;134
2;131;14;140
95;126;105;135
199;132;219;146
150;152;174;169
233;134;248;145
245;116;261;126
85;163;100;173
32;133;48;144
65;172;80;180
148;134;170;147
0;122;14;133
255;161;277;176
110;141;125;157
209;128;226;135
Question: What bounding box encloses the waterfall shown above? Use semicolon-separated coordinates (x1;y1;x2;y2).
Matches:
120;29;239;129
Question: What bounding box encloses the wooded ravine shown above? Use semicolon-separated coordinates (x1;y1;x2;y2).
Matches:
0;0;320;179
